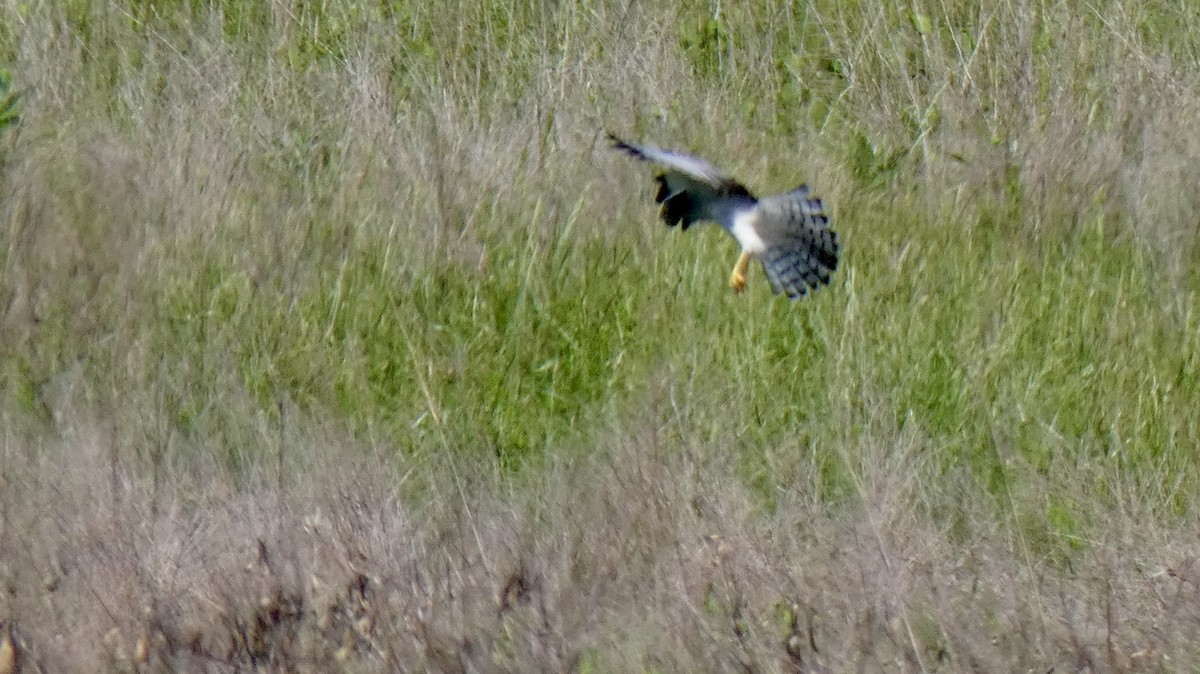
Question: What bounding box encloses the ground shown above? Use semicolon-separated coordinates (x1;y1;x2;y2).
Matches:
1;0;1200;671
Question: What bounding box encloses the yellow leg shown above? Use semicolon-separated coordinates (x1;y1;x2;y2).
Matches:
729;250;752;294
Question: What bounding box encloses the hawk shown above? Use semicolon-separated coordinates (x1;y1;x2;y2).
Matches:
608;133;839;299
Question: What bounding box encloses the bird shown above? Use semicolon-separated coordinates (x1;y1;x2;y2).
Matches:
607;133;839;299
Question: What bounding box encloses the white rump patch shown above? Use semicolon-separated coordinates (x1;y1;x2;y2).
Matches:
729;208;767;254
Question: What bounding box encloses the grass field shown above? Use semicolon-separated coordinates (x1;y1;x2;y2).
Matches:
2;0;1200;670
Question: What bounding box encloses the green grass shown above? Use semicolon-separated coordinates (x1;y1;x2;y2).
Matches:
2;0;1200;669
5;0;1199;535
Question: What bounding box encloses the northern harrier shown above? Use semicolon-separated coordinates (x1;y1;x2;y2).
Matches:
608;133;839;299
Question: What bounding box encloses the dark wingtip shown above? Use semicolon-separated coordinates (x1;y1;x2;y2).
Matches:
606;131;644;160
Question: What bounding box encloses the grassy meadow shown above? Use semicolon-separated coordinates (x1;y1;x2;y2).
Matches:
2;0;1200;670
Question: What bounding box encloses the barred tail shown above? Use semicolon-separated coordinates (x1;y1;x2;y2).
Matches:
759;186;839;299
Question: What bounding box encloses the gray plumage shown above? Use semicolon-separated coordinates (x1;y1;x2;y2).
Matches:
608;133;839;299
754;187;839;297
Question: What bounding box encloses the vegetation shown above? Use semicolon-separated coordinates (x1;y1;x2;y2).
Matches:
1;0;1199;670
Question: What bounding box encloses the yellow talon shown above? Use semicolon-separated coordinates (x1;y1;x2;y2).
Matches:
729;250;752;294
730;270;746;293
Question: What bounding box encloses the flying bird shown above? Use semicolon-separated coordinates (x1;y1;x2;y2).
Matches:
608;133;839;299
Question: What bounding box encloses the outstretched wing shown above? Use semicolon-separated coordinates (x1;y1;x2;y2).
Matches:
755;186;839;299
608;133;755;230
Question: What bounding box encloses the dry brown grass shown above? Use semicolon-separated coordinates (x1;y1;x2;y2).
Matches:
2;410;1200;672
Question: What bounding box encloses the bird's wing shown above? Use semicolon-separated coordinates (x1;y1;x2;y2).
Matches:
608;133;755;230
754;186;839;298
608;134;733;186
